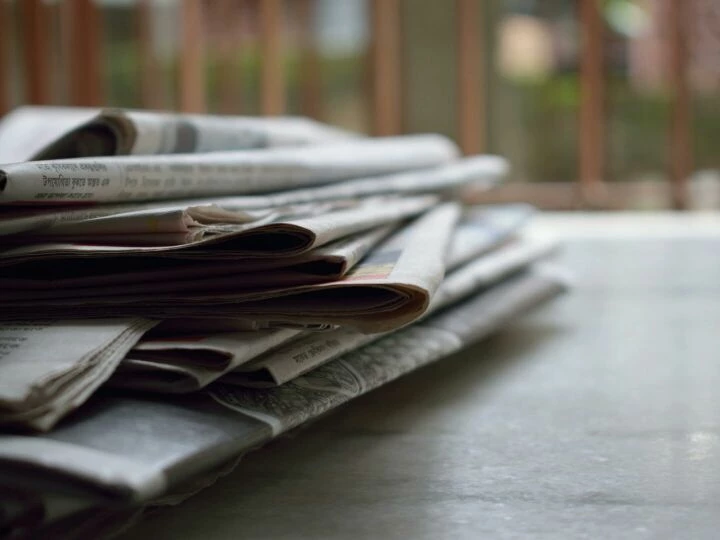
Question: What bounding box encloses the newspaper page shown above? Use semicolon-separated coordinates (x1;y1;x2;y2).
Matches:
0;106;98;163
0;155;505;237
0;267;567;538
225;236;558;387
0;203;460;332
0;134;458;204
33;108;357;160
114;204;537;392
0;318;156;431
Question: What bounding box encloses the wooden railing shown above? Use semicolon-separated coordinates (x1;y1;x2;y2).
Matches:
0;0;697;210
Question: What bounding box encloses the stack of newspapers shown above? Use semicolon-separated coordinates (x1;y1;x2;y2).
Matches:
0;107;568;537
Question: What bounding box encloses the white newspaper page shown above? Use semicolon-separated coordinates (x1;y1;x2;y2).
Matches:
0;134;458;204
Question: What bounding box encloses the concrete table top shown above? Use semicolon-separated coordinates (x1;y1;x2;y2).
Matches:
123;212;720;539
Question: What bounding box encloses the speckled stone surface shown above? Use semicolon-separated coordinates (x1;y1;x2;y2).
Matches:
123;215;720;539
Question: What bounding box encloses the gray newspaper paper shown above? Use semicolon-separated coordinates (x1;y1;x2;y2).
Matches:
0;203;461;332
113;204;535;392
33;108;356;160
0;318;156;431
0;267;567;538
0;134;458;204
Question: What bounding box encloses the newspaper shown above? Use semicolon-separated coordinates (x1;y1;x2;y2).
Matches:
0;318;156;431
0;267;567;537
113;204;537;392
0;134;458;204
0;154;505;238
33;108;357;160
225;235;558;387
0;106;98;163
0;195;433;275
0;225;395;292
0;203;461;333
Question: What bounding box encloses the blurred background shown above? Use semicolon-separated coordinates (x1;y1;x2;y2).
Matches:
1;0;718;210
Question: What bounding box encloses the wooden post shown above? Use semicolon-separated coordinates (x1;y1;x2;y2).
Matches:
214;0;245;114
369;0;402;135
456;0;485;155
297;0;321;120
179;0;206;113
137;0;163;110
667;0;692;210
66;0;104;106
259;0;285;115
0;0;10;114
578;0;606;206
22;0;51;104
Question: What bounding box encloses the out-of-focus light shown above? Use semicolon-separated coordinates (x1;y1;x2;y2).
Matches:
605;0;650;38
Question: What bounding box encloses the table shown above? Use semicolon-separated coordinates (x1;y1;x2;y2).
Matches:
122;213;720;539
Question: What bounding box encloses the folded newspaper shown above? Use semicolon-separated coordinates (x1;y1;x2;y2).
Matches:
0;134;458;204
0;203;461;332
33;107;357;160
0;155;506;238
0;266;568;537
0;106;355;163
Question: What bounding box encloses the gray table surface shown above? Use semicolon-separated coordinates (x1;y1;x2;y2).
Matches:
123;213;720;539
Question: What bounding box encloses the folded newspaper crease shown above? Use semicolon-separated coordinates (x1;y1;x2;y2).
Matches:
0;267;567;537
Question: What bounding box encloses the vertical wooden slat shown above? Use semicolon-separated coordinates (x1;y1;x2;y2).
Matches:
578;0;606;206
668;0;692;210
456;0;485;155
297;0;321;119
66;0;104;106
179;0;206;113
22;0;51;104
215;0;245;114
137;0;163;110
259;0;285;115
369;0;402;135
0;0;10;114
